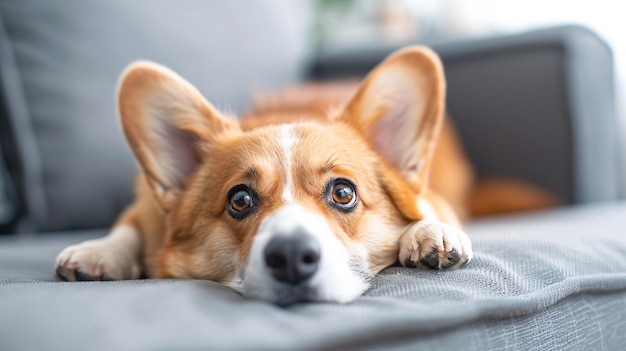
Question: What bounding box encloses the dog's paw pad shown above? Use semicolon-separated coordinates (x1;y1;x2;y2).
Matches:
419;248;439;268
399;220;473;270
55;239;141;281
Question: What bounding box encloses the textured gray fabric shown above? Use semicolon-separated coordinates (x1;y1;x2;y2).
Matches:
0;1;312;232
1;202;626;350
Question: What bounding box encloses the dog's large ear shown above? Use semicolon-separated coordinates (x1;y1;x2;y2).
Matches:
339;47;445;189
118;61;237;209
338;47;446;219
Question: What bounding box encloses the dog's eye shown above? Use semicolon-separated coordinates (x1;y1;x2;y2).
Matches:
327;179;358;211
227;185;256;219
332;184;354;205
231;190;252;211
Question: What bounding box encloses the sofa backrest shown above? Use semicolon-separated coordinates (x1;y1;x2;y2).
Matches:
0;1;313;233
311;25;624;207
441;26;621;206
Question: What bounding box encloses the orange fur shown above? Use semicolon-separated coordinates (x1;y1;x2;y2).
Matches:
469;178;562;217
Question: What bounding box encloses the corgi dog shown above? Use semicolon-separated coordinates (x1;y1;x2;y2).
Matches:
55;46;474;305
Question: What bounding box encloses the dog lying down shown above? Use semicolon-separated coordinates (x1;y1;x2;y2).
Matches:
55;46;474;305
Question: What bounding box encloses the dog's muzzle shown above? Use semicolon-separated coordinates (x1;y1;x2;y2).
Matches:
243;204;369;305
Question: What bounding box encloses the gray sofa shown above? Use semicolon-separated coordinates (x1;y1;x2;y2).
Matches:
1;2;625;350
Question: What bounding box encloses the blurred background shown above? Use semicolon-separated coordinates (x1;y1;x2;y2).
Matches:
315;0;625;134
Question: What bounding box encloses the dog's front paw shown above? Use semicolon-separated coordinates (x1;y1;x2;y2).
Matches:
399;220;472;269
55;238;141;281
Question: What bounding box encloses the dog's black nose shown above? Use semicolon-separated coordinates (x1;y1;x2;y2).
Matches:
264;233;321;285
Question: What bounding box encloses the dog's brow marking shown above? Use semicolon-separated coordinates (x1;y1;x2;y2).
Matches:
280;124;297;202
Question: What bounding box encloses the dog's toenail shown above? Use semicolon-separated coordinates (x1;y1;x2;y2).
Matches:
420;248;440;269
74;269;93;281
449;248;460;259
55;267;68;281
442;249;461;268
404;258;417;268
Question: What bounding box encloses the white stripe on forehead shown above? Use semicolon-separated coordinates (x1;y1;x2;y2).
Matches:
280;124;297;202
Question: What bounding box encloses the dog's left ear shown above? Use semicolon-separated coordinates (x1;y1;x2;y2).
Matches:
338;46;445;195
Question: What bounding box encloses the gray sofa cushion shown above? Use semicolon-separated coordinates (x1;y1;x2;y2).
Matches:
1;202;625;350
0;1;312;232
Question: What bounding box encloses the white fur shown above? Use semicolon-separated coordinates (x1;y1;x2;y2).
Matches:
280;124;297;202
55;225;142;280
397;199;472;269
243;204;369;303
418;198;439;220
398;218;473;269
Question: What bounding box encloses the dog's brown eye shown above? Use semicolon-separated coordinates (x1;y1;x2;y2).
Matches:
332;184;354;205
230;190;252;211
327;179;358;212
227;185;257;219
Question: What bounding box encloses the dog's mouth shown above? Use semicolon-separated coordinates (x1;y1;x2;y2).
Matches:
235;275;323;306
274;262;372;306
271;282;321;306
239;256;372;306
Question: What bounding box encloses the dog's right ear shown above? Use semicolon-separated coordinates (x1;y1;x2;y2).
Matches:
336;47;446;220
117;61;238;209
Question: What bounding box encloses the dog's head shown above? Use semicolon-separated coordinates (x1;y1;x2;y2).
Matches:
117;47;445;305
